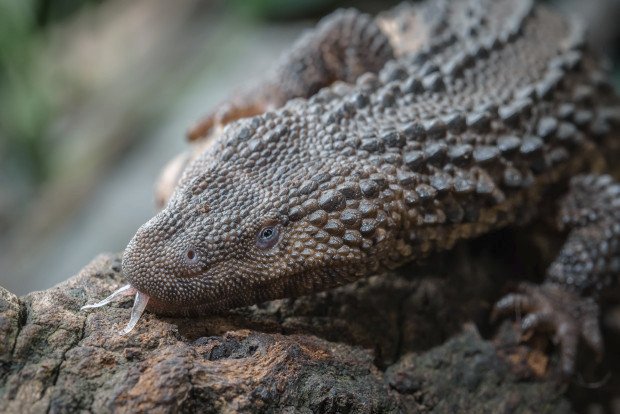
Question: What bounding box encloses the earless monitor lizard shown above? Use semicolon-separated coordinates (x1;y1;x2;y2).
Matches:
83;0;620;377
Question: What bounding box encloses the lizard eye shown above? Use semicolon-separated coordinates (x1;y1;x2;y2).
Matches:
256;226;279;249
185;248;199;264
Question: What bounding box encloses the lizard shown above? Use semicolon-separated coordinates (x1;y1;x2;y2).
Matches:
82;0;620;377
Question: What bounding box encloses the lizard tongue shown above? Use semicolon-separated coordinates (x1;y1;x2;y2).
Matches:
81;284;150;334
121;290;150;334
81;284;136;310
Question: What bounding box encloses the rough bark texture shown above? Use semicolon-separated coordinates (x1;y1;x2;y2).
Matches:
0;229;617;413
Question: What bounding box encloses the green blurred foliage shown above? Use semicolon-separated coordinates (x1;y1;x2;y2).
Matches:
0;0;102;187
0;0;51;185
34;0;103;25
228;0;336;20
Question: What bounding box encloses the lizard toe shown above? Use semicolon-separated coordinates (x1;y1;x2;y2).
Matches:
491;292;535;321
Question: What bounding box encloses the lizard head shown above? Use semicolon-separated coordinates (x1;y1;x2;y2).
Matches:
122;176;292;315
121;119;377;316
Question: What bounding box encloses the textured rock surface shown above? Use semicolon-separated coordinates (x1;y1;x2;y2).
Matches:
4;228;617;413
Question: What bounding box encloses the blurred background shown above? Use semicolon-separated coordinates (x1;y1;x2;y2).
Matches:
0;0;619;296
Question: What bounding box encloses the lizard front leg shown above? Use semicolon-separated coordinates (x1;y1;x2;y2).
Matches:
494;174;620;377
187;8;394;141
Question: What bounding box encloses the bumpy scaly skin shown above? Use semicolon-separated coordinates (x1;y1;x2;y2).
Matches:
123;0;620;373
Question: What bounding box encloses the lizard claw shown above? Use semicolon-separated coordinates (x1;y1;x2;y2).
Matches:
520;311;554;331
493;282;603;378
492;292;535;319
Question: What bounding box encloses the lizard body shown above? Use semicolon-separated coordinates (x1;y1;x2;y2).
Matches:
87;0;620;375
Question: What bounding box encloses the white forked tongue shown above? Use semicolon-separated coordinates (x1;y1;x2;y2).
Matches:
81;284;136;310
81;284;150;334
121;291;150;334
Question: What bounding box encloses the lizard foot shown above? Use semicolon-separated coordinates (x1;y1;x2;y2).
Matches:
492;282;603;377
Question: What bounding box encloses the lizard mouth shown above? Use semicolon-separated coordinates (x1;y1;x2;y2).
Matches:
81;284;150;334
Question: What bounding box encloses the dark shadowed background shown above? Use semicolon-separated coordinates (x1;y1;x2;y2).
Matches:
0;0;619;296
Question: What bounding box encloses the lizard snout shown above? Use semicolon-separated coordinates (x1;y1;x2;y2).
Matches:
120;216;168;294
